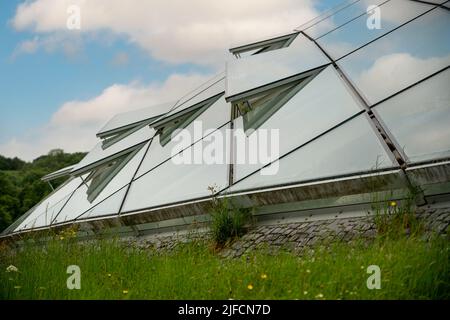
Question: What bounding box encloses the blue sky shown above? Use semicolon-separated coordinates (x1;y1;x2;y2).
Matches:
0;0;211;143
0;0;343;160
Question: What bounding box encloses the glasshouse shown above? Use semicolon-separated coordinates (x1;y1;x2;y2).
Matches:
2;0;449;239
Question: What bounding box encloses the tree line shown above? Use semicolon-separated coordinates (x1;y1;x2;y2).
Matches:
0;149;86;232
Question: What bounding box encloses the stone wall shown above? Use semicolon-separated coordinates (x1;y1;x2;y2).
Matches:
130;205;450;257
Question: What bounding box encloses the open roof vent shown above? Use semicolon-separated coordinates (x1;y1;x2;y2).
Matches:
230;67;324;132
152;93;224;146
229;32;299;58
83;147;139;203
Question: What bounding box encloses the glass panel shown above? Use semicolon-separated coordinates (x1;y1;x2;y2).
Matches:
85;150;135;202
317;0;432;60
42;164;75;181
168;78;225;117
226;33;329;99
98;101;175;136
72;125;154;175
229;31;298;54
338;8;450;105
233;66;363;182
53;184;90;224
76;187;128;220
230;114;395;192
20;194;73;230
234;74;316;132
230;33;298;58
135;97;231;178
233;48;260;59
159;102;211;147
101;120;150;149
173;72;225;110
374;69;450;163
53;142;149;223
296;0;360;31
122;125;230;212
303;0;387;38
15;177;83;230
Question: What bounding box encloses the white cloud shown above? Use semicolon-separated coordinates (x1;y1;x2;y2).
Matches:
11;0;318;66
12;37;39;57
3;1;321;160
0;73;213;161
12;33;83;59
357;53;450;103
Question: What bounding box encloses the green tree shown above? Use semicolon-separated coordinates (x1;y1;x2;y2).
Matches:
0;150;86;232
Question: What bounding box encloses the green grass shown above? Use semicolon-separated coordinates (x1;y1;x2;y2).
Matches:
1;232;448;299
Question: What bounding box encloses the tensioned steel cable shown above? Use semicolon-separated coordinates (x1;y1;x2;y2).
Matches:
335;5;440;62
313;0;391;40
295;0;362;31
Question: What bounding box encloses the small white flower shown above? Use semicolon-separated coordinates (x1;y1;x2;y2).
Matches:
6;265;18;273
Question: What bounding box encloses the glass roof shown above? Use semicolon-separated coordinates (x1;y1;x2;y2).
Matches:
97;101;175;137
135;96;231;178
77;187;128;220
296;0;362;31
316;0;432;60
15;177;84;230
71;125;154;175
225;33;330;99
52;142;149;224
337;7;450;105
5;1;449;235
122;125;230;212
229;114;395;192
232;65;363;182
41;164;76;182
374;68;450;163
301;0;387;38
161;78;225;121
172;72;226;110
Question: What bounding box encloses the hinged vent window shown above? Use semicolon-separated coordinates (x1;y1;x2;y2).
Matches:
232;68;323;132
84;148;138;203
100;121;150;150
155;94;224;146
230;33;299;58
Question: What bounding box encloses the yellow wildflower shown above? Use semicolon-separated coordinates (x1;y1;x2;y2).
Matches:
260;273;267;280
247;284;253;290
123;290;129;294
